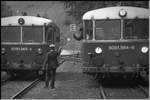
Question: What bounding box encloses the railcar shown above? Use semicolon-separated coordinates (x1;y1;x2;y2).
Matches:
1;16;60;76
74;6;149;79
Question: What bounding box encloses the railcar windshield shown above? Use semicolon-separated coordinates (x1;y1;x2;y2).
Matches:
123;19;148;39
22;26;43;42
1;26;21;42
95;20;121;40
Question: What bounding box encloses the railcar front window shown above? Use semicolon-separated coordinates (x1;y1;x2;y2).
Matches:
1;26;20;42
84;20;93;40
123;19;148;39
22;26;43;42
95;20;121;40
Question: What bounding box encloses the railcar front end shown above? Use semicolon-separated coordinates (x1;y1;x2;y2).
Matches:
74;6;149;79
1;16;60;76
81;40;148;78
1;44;49;72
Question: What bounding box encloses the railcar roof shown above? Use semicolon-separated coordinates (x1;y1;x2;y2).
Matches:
83;6;149;20
1;16;53;26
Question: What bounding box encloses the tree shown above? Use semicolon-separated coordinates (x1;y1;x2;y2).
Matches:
64;18;72;26
1;1;14;17
62;1;149;24
37;13;41;17
21;11;28;16
42;12;49;19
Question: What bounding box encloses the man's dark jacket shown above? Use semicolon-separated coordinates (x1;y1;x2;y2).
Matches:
44;50;60;69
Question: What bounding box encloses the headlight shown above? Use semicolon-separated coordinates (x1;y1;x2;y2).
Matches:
95;47;102;54
37;48;42;54
18;18;25;25
1;48;5;54
38;70;43;75
119;9;127;17
141;46;148;53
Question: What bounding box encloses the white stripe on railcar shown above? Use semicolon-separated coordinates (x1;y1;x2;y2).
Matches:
1;16;53;26
83;6;149;20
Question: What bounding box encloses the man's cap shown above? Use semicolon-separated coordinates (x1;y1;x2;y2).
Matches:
49;44;55;48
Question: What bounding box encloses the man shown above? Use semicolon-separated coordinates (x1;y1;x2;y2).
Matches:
43;44;62;89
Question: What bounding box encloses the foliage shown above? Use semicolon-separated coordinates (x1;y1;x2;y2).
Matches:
64;19;72;26
21;11;28;16
62;1;149;24
42;12;50;19
1;1;14;17
37;13;41;17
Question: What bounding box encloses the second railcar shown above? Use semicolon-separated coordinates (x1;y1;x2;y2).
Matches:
74;6;149;79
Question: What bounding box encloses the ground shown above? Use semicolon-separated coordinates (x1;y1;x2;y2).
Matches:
22;61;100;99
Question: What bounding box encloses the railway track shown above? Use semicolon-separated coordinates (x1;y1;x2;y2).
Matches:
98;80;149;99
99;83;107;99
137;84;149;98
1;78;40;99
10;78;40;99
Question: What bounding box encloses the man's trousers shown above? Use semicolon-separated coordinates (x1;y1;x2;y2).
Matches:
45;68;56;88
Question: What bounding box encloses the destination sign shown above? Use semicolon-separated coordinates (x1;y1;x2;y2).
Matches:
108;45;135;50
11;47;32;51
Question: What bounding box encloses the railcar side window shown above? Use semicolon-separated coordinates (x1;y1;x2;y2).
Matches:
95;20;121;40
84;20;93;40
1;26;21;42
55;28;60;42
56;37;60;42
22;26;43;42
123;19;148;39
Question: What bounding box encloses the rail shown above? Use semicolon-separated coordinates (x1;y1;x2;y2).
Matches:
10;78;40;99
99;83;107;99
137;84;149;98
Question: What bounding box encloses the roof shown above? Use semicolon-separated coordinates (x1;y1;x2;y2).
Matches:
1;16;53;26
83;6;149;20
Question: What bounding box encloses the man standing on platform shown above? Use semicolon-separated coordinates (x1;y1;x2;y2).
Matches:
43;44;62;89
